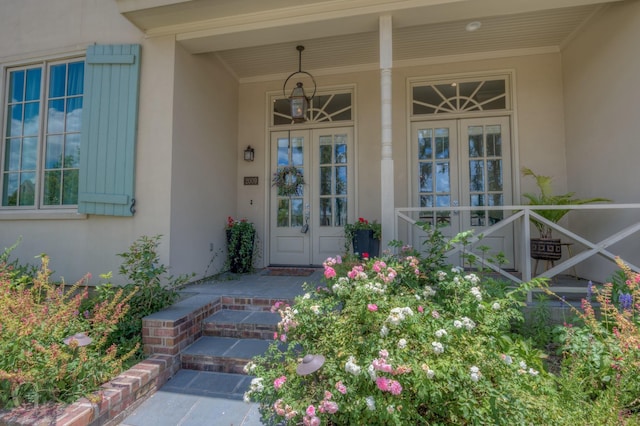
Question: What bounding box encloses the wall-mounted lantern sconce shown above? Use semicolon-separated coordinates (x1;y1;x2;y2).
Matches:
283;45;316;123
244;145;255;162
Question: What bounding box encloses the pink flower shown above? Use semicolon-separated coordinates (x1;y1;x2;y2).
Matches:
320;400;339;414
324;390;333;400
336;381;347;394
418;305;424;313
274;376;287;390
280;334;287;342
306;405;316;417
379;349;389;358
367;304;378;312
376;377;390;391
362;252;369;259
273;332;278;340
324;266;336;279
432;310;440;319
389;380;403;395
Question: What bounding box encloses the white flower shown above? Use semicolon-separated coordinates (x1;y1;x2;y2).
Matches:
453;320;463;329
461;316;476;331
426;369;435;379
502;355;513;365
332;283;342;293
303;293;311;299
451;266;463;274
345;356;362;376
243;392;251;403
435;329;447;338
367;364;377;380
431;341;444;354
310;305;321;314
470;286;483;302
437;271;447;281
423;286;436;297
250;377;264;392
366;396;376;411
465;273;480;284
492;302;501;310
415;294;421;300
398;338;407;349
380;325;389;337
519;361;527;370
470;372;480;382
470;366;480;374
243;362;256;374
528;368;539;376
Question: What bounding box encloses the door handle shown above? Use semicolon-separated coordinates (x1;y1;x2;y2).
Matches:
453;200;459;215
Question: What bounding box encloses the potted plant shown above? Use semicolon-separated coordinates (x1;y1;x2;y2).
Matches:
225;216;256;273
344;217;382;258
521;167;610;260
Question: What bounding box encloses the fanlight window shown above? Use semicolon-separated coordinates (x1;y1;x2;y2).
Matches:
272;92;352;126
412;78;509;116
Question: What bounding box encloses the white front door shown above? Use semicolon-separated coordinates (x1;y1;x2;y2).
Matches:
411;116;515;267
269;127;354;265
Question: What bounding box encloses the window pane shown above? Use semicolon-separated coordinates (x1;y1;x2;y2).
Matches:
469;160;484;191
435;129;449;159
47;99;65;133
418;130;432;160
468;126;484;157
319;198;331;227
25;68;41;101
22;137;37;170
319;144;332;164
67;62;84;96
66;97;82;132
19;172;36;206
291;137;303;166
277;137;289;166
24;102;40;136
335;166;347;195
2;173;19;206
435;162;450;193
419;163;433;192
7;104;23;137
487;160;503;191
486;126;502;156
43;170;61;205
335;143;347;164
277;199;289;227
4;139;20;171
291;198;303;226
320;166;331;195
62;169;79;204
64;133;81;168
49;64;66;98
335;197;347;227
45;135;63;168
9;70;25;103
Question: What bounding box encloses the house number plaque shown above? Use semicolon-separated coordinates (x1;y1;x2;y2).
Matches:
244;176;259;185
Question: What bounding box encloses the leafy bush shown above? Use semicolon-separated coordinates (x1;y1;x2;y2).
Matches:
549;258;640;423
87;235;193;360
0;256;136;409
246;249;567;425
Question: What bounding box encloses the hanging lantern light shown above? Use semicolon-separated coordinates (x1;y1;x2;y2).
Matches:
283;45;316;123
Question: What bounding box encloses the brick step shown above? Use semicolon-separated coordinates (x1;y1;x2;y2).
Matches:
203;309;280;340
181;336;272;374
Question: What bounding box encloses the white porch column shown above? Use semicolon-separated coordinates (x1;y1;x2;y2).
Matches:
379;15;395;251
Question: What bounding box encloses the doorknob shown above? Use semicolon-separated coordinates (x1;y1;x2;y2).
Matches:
453;200;459;215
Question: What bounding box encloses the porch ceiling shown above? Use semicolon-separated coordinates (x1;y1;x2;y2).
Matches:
116;0;624;82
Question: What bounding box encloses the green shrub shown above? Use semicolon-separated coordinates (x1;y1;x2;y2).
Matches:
87;235;194;360
0;256;136;409
246;249;566;425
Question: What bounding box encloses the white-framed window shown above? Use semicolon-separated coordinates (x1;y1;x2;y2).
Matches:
2;58;84;209
272;91;353;126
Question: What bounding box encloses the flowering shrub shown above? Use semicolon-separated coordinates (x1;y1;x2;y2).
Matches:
246;249;568;424
0;255;136;409
549;258;640;422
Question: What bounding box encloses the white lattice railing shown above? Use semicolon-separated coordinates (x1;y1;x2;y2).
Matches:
395;204;640;301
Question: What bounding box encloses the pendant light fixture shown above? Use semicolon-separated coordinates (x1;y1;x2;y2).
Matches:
283;45;317;123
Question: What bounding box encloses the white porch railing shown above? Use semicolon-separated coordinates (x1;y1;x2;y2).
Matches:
395;204;640;301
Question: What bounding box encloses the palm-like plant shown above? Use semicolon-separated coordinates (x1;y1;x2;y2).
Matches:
521;167;610;239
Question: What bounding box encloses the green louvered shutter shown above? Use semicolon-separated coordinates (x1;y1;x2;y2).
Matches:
78;44;140;216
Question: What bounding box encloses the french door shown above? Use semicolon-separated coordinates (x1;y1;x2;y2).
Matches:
269;127;354;265
412;116;515;268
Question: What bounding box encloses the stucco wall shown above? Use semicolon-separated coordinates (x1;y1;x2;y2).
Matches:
0;1;177;285
236;53;567;265
562;0;640;281
170;47;239;279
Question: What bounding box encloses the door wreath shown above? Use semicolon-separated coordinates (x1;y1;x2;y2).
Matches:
272;165;305;197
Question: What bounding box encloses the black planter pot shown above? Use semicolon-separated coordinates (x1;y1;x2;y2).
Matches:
226;228;255;273
352;229;380;258
530;238;562;261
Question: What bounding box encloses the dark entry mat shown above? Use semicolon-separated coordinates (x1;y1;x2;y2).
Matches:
265;267;317;276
